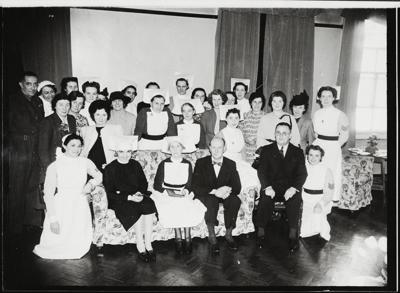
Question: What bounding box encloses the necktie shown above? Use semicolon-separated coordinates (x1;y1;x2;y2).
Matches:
212;160;222;166
280;146;284;158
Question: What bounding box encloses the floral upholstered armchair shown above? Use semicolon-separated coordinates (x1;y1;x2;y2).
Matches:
91;149;259;247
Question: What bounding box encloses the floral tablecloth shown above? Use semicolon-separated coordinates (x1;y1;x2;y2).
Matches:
338;154;374;210
92;149;259;247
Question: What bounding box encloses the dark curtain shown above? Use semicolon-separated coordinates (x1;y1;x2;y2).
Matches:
214;9;260;93
262;11;316;114
336;9;385;148
3;7;72;96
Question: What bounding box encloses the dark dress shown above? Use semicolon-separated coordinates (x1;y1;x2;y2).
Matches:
103;159;157;231
87;127;107;172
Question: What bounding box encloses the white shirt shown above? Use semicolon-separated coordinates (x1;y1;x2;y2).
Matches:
39;96;53;117
277;143;289;157
212;158;223;177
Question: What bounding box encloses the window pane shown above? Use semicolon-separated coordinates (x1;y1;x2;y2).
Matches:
372;108;387;133
376;49;386;73
360;48;376;72
357;74;375;107
355;108;372;132
375;75;387;108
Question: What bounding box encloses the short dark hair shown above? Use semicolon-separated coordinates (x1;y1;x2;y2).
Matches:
82;81;100;93
61;77;79;92
226;108;240;119
317;86;338;101
207;89;228;107
275;121;292;132
268;91;287;110
145;82;160;89
39;84;57;96
68;91;86;108
249;92;266;110
121;85;137;96
176;78;189;87
305;144;325;158
181;102;195;114
62;133;84;153
151;94;165;103
233;82;248;93
88;99;111;121
110;91;130;108
20;71;38;82
191;88;207;100
225;91;237;104
51;93;71;111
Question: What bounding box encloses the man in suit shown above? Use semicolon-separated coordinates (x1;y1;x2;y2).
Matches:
254;122;307;253
7;71;44;241
192;136;242;254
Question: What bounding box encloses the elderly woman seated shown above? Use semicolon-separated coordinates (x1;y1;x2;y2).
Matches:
103;135;157;263
151;136;206;255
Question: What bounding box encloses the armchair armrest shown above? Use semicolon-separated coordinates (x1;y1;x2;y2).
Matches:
91;184;109;247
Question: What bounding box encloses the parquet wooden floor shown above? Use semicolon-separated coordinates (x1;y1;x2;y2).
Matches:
3;192;390;289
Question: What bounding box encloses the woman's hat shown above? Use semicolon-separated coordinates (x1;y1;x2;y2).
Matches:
291;90;309;106
109;135;138;151
38;80;55;93
161;136;196;154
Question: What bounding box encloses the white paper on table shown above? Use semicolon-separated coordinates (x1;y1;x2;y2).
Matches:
143;89;170;105
177;123;201;145
219;104;244;121
171;97;205;115
230;78;251;91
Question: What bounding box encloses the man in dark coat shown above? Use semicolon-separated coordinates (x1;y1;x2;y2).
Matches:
7;71;44;239
254;122;307;253
192;136;242;254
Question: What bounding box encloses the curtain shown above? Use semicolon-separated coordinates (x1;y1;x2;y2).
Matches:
262;13;315;114
214;9;260;93
336;10;370;148
4;8;72;94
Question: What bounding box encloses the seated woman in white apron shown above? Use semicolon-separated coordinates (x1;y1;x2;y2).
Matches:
151;136;206;255
134;94;177;151
300;145;334;242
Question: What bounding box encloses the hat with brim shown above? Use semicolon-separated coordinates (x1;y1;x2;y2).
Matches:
109;135;138;151
38;80;55;93
161;136;196;154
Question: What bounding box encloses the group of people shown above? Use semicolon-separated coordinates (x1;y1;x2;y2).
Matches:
7;71;349;262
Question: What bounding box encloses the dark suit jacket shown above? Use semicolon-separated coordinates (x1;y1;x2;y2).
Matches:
199;109;227;148
192;155;241;199
257;142;307;198
38;113;77;178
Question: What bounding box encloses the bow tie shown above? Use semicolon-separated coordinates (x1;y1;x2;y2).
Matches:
212;160;222;167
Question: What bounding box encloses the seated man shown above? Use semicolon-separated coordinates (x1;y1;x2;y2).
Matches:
192;136;242;254
254;122;307;253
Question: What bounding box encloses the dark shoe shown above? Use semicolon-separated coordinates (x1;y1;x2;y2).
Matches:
184;240;193;254
138;252;149;263
256;236;265;248
175;240;184;255
226;238;238;251
289;238;299;253
147;250;156;262
210;243;220;254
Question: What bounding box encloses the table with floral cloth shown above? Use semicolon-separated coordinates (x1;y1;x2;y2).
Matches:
338;154;374;211
92;149;259;247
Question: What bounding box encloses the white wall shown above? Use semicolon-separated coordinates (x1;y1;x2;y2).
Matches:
70;8;217;97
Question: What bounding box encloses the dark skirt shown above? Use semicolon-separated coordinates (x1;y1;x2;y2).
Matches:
111;196;157;231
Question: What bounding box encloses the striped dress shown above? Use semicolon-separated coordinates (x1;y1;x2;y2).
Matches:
239;110;265;163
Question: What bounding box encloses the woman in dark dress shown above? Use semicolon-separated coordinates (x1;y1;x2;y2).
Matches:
103;136;157;263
